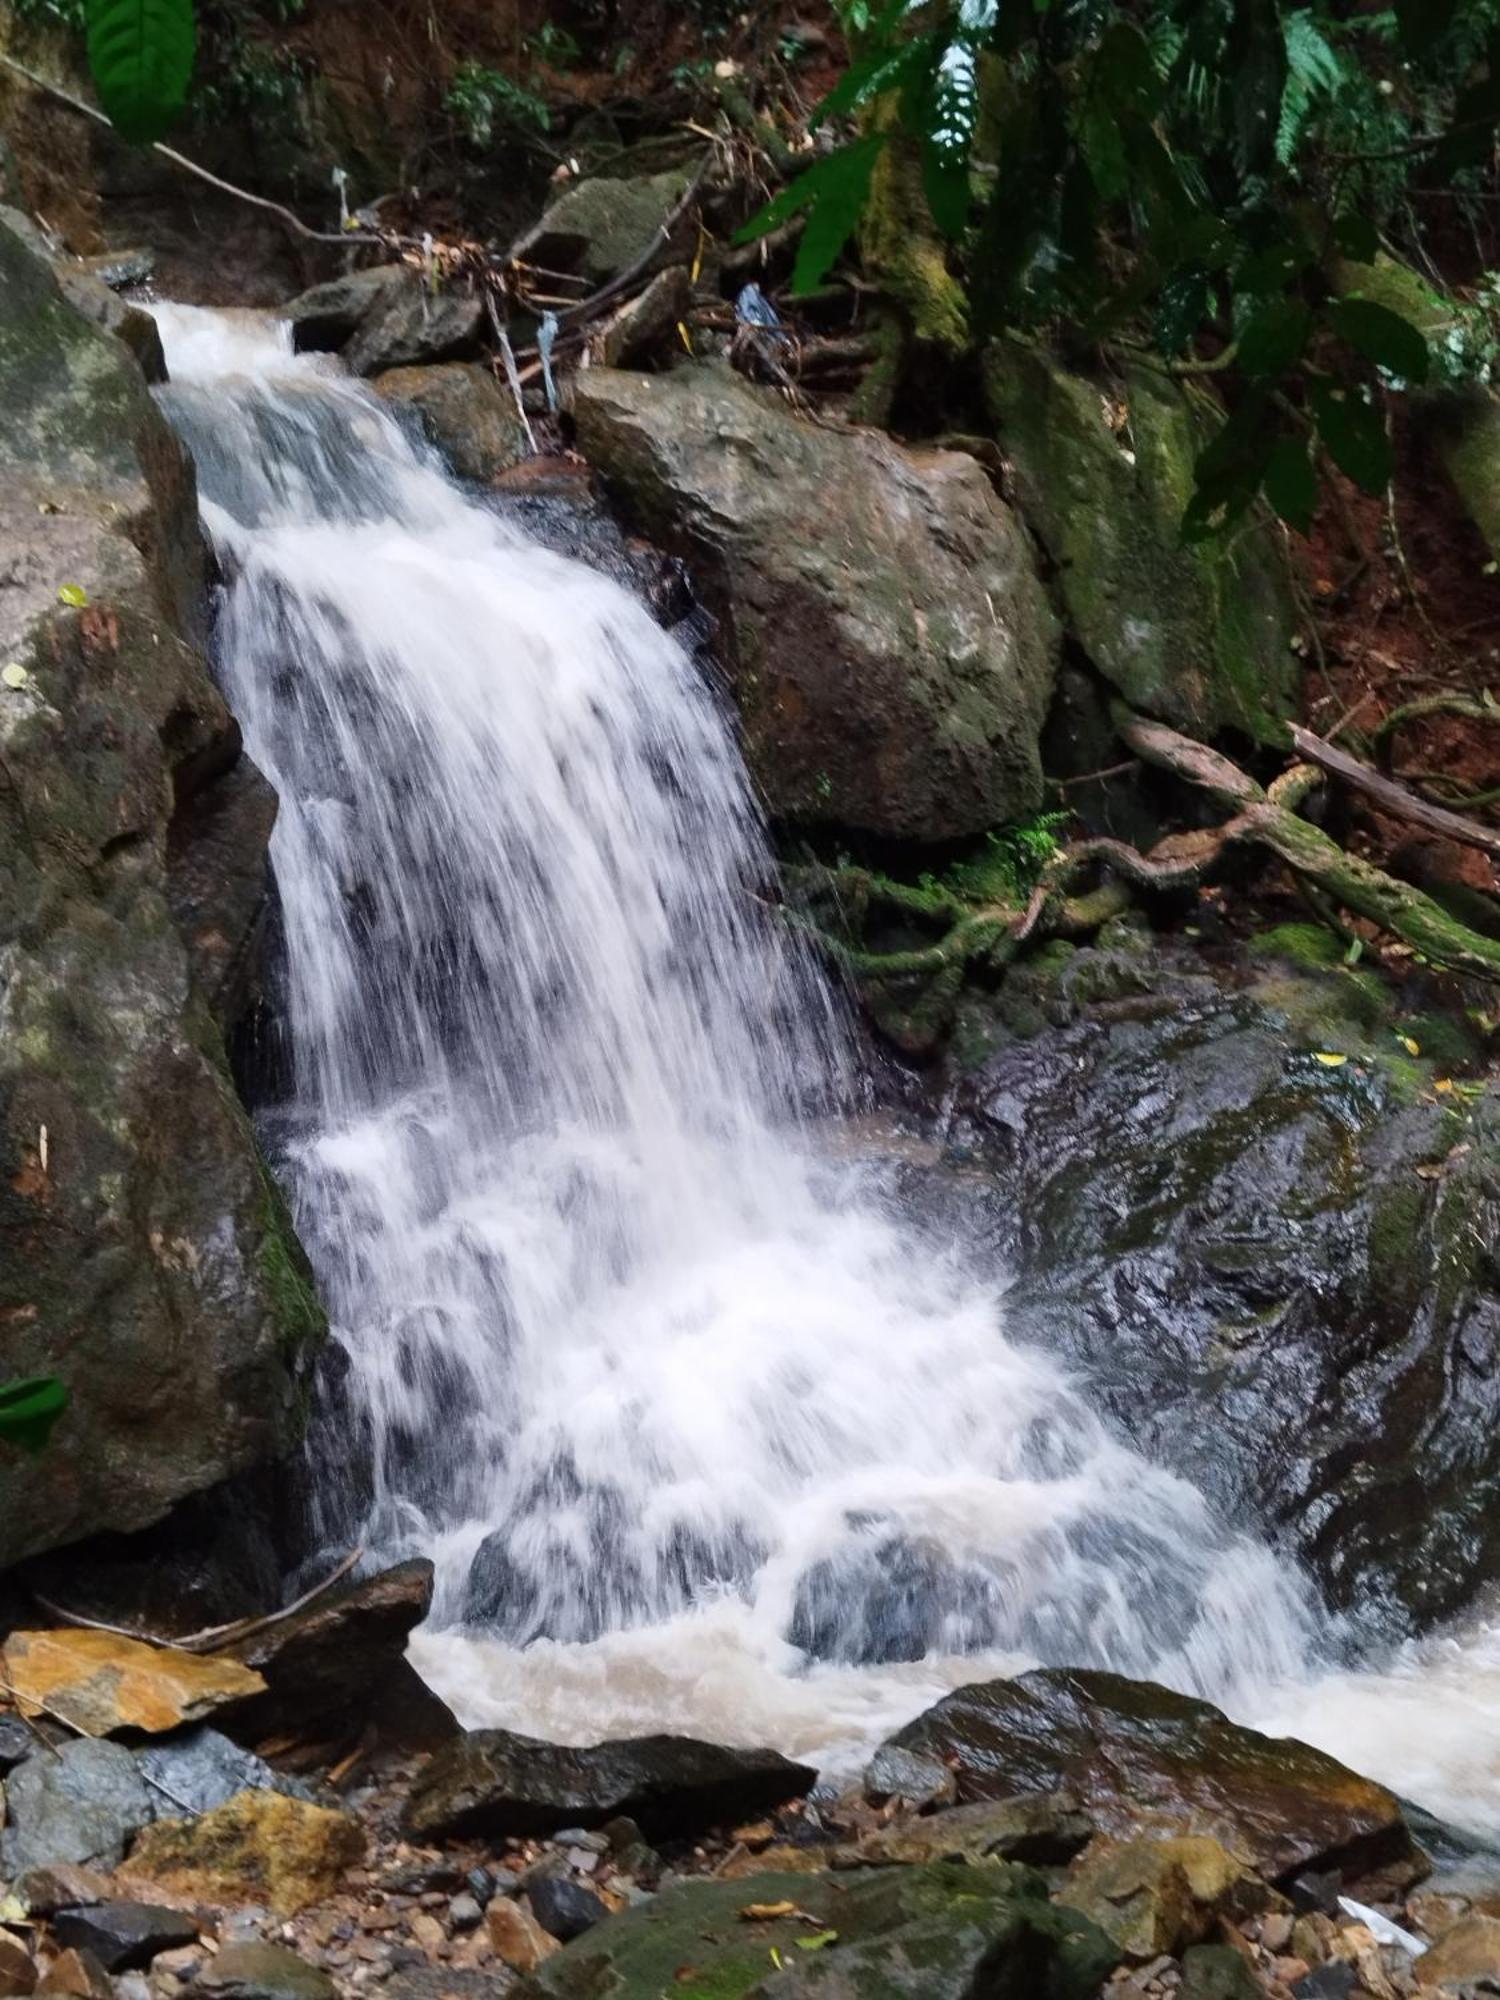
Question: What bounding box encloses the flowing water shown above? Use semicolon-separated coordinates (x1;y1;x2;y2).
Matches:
152;305;1500;1835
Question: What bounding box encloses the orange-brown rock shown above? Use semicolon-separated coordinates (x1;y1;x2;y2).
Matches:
121;1791;364;1918
0;1633;263;1739
1418;1912;1500;1988
485;1899;559;1974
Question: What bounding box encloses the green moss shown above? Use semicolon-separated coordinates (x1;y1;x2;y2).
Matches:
1250;921;1346;969
1396;1010;1484;1075
256;1162;326;1366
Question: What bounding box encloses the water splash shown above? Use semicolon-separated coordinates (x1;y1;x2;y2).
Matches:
155;302;1337;1781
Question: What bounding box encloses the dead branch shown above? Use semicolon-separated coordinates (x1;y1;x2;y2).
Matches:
1290;724;1500;860
32;1546;363;1656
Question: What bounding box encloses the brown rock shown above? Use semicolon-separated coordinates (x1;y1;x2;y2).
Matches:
35;1951;111;2000
484;1900;558;1974
1062;1835;1273;1963
1;1632;263;1739
0;1930;38;1996
122;1791;365;1917
597;267;691;369
16;1865;114;1916
1417;1911;1500;1987
851;1792;1094;1869
372;365;529;484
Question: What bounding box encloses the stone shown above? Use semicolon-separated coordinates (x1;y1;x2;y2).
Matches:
0;1930;37;1996
0;1739;152;1874
282;267;406;353
0;1719;36;1771
445;1895;481;1933
35;1950;113;1999
0;219;325;1574
570;362;1060;844
1061;1835;1272;1961
484;1900;559;1974
862;1742;956;1811
0;1633;264;1739
122;1791;365;1917
1416;1911;1500;1987
15;1864;114;1916
943;939;1500;1633
342;273;483;376
50;267;166;384
521;171;692;285
214;1561;456;1752
868;1670;1419;1887
1180;1943;1264;2000
136;1729;310;1818
191;1942;335;2000
403;1726;815;1844
371;364;529;483
525;1862;1117;2000
982;335;1298;744
850;1792;1094;1869
597;265;691;368
525;1875;606;1943
51;1904;199;1972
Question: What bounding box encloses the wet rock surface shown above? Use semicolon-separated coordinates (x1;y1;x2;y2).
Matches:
569;361;1060;843
404;1729;817;1844
0;1633;263;1740
868;1670;1419;1887
50;1903;198;1972
1;1740;153;1877
371;363;529;484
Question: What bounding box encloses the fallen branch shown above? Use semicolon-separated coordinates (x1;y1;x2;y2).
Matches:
1290;724;1500;860
33;1546;363;1656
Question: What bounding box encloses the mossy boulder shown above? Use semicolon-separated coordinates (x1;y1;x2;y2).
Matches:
932;941;1500;1632
983;337;1298;744
520;168;692;286
571;362;1060;842
521;1862;1118;2000
0;217;325;1572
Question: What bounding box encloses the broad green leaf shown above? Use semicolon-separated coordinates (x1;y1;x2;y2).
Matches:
1096;23;1165;118
736;135;888;294
1328;297;1430;384
1076;98;1128;202
1264;434;1317;532
1310;379;1393;494
923;38;982;236
1238;297;1312;378
1184;394;1274;541
0;1377;68;1454
1234;221;1314;295
85;0;197;143
57;583;89;607
812;29;936;131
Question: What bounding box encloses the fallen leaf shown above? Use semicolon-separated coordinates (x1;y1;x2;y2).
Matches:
1398;1036;1420;1056
1415;1164;1443;1180
57;583;88;608
1313;1052;1348;1067
1434;1078;1455;1094
1;664;27;690
797;1932;839;1951
740;1903;797;1922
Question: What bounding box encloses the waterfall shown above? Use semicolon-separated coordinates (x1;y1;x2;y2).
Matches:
151;303;1324;1770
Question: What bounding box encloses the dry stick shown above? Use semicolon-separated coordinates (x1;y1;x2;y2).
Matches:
0;52;384;246
1290;724;1500;860
33;1546;364;1657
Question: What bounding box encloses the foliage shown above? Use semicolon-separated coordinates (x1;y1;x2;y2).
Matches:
739;0;1500;536
943;810;1073;905
83;0;196;142
445;60;552;145
0;1377;67;1455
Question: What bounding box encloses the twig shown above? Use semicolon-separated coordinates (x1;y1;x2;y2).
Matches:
1290;725;1500;859
483;294;539;456
34;1547;364;1656
0;1671;198;1815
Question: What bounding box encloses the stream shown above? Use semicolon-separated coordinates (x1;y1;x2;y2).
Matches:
152;303;1500;1839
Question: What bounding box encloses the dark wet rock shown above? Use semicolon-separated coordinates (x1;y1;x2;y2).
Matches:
136;1728;311;1817
943;934;1500;1632
525;1874;607;1943
215;1560;456;1751
520;171;692;286
372;363;529;483
404;1726;816;1843
283;267;405;352
343;273;483;376
0;1738;152;1874
570;362;1059;844
192;1942;335;2000
165;752;280;1028
52;1904;199;1972
868;1669;1420;1888
598;265;692;368
862;1742;956;1812
1180;1943;1265;2000
0;1716;36;1769
522;1862;1117;2000
50;266;166;384
983;336;1297;744
848;1792;1094;1869
0;218;325;1571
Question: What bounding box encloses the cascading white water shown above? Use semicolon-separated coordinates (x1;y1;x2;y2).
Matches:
148;305;1500;1832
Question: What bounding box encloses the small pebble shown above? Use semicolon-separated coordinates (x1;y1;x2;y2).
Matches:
554;1830;608;1854
464;1869;493;1908
447;1895;482;1933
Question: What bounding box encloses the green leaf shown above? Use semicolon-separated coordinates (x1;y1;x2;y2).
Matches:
923;38;982;237
1264;434;1318;532
1184;394;1275;540
1238;297;1312;379
796;1933;839;1952
84;0;196;143
0;1377;68;1455
1096;23;1164;118
736;134;887;294
1328;297;1431;384
1076;98;1128;202
57;582;89;607
1310;378;1393;493
812;28;936;131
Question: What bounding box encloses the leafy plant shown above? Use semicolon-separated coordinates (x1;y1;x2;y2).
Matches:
0;1378;67;1455
445;60;551;146
83;0;196;142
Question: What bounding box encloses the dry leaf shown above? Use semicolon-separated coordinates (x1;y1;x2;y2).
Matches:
740;1902;797;1922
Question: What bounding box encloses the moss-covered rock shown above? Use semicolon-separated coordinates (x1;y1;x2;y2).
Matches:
520;168;692;287
522;1862;1118;2000
571;362;1060;843
0;217;324;1572
982;337;1298;744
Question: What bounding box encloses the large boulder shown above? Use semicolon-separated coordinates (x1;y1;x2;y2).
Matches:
0;217;325;1570
372;362;529;482
939;927;1500;1633
522;1862;1118;2000
520;169;693;286
983;338;1298;744
571;363;1060;843
404;1727;816;1843
868;1669;1419;1888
